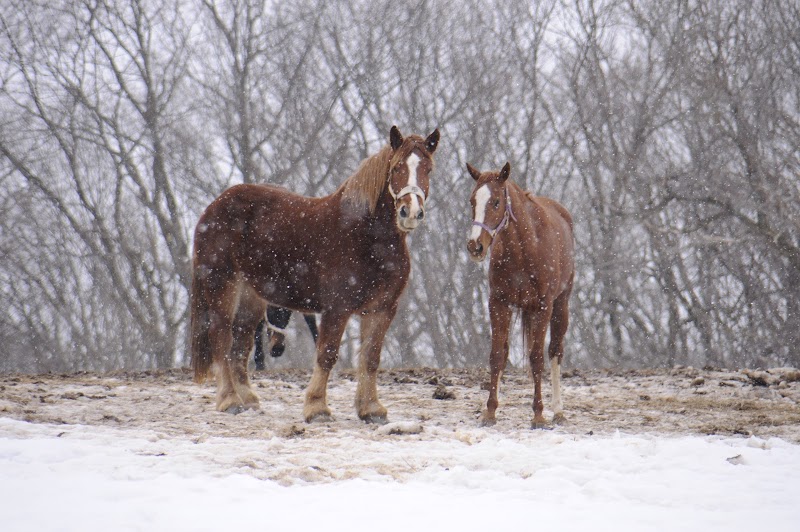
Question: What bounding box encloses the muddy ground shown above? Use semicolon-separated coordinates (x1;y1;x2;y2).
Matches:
2;366;799;444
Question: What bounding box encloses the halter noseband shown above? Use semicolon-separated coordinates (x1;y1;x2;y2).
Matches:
388;146;428;206
472;186;516;242
388;183;427;205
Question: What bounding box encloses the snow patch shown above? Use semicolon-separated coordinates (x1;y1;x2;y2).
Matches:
375;420;423;435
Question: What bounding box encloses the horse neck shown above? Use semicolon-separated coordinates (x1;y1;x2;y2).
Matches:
332;173;406;246
375;189;410;246
493;182;534;260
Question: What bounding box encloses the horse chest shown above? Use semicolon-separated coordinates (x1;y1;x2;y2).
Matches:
351;243;409;295
297;236;407;309
489;255;549;308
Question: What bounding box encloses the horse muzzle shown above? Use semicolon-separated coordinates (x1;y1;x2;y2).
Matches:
396;201;425;232
467;237;488;262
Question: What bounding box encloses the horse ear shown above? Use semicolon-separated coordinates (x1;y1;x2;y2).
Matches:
425;129;440;153
466;163;481;181
390;126;403;150
499;162;511;182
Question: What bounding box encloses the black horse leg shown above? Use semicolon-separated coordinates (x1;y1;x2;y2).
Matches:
266;305;292;358
254;308;319;368
253;319;266;370
304;313;319;344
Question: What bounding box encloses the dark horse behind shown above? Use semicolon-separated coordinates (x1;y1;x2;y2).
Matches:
253;307;318;369
191;126;439;423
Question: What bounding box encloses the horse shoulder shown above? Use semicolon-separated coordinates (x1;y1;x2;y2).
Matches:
522;194;572;234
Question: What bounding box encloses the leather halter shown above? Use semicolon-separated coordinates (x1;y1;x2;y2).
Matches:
388;145;428;206
388;183;426;205
472;186;516;242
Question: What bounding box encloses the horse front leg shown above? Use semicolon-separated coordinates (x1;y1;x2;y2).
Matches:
354;308;396;424
481;299;512;427
304;310;349;422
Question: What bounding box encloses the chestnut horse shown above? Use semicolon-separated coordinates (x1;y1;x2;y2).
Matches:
191;126;439;422
466;162;574;428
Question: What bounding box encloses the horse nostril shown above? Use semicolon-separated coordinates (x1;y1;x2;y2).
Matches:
399;206;409;218
476;243;483;254
417;210;425;221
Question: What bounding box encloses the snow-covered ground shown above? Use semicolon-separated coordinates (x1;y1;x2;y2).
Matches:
2;366;799;531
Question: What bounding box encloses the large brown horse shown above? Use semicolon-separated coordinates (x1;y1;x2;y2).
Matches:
191;126;439;423
466;162;574;428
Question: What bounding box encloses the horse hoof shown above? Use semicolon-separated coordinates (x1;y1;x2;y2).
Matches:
271;345;285;358
531;417;551;430
479;414;497;427
362;414;388;425
552;412;566;425
306;412;334;423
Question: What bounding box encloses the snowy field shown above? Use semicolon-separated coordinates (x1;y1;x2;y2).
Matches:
2;366;799;531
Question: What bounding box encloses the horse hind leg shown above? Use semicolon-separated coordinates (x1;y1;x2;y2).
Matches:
215;284;264;413
524;307;553;429
548;292;571;425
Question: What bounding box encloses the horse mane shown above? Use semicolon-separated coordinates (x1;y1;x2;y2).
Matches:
340;136;433;214
340;144;394;214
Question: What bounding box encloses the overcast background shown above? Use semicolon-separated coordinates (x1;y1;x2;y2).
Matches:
1;0;798;373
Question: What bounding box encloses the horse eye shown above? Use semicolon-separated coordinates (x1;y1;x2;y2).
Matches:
493;200;500;208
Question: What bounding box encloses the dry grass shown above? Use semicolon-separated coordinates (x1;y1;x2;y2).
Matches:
1;366;799;443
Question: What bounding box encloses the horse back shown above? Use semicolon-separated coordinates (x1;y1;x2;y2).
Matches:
522;191;575;291
193;183;323;286
194;183;409;314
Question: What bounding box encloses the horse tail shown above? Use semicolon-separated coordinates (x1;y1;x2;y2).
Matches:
190;267;213;383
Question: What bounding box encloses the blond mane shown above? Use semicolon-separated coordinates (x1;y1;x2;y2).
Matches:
340;136;433;214
340;144;394;214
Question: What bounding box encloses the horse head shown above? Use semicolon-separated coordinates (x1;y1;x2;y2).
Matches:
466;161;513;262
387;125;439;233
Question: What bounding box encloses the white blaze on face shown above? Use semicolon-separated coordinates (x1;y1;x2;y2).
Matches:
406;153;422;216
469;184;491;241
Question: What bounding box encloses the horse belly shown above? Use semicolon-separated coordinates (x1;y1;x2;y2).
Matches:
317;247;410;313
489;265;547;310
241;256;321;312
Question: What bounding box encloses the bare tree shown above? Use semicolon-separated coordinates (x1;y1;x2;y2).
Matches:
2;0;797;373
1;0;195;370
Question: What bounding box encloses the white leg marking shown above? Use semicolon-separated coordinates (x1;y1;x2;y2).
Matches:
470;184;491;241
551;359;563;415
